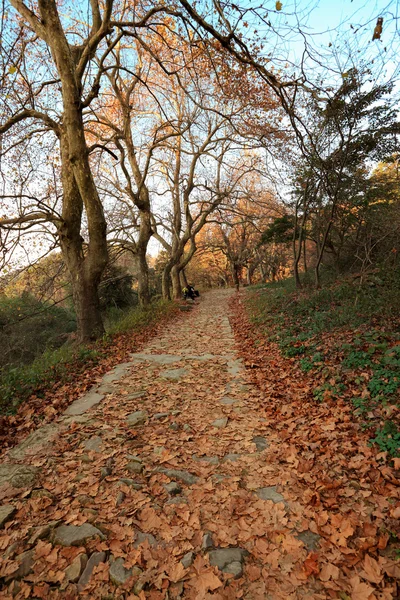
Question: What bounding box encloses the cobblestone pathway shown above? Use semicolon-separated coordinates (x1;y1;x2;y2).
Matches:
0;290;325;599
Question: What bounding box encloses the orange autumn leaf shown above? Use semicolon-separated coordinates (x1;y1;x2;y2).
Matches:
350;576;375;600
34;540;53;559
360;554;382;584
302;553;319;578
187;570;223;598
166;561;187;583
384;560;400;579
319;563;340;581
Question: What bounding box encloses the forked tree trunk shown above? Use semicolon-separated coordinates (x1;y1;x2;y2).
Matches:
59;134;107;342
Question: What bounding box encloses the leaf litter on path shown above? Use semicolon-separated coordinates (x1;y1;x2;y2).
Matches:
0;290;398;599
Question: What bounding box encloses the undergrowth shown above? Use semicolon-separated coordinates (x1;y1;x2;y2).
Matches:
0;299;173;415
245;268;400;457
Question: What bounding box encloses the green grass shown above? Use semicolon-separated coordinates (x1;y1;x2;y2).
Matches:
245;268;400;457
0;299;174;415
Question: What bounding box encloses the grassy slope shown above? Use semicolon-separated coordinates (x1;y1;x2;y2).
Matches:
244;271;400;457
0;300;178;451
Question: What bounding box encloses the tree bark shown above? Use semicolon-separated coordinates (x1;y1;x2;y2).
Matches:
162;264;172;300
231;264;240;290
171;264;182;299
58;134;106;342
14;0;111;342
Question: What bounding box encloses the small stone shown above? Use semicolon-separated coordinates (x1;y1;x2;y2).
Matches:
10;550;34;580
65;390;104;416
77;551;106;591
160;368;188;380
256;486;286;504
134;531;157;548
0;505;16;528
171;410;181;416
296;530;320;551
219;396;236;405
30;489;54;500
169;581;184;598
181;551;194;568
222;560;243;578
164;482;182;495
156;468;198;485
127;454;142;463
53;523;105;546
127;461;143;474
82;508;98;523
252;436;268;451
202;533;213;549
154;412;170;420
109;556;132;586
212;474;227;483
126;410;148;427
83;436;102;452
183;424;191;432
77;495;93;506
169;422;179;431
166;496;188;505
116;492;126;507
193;454;219;465
28;519;61;545
133;579;145;595
100;466;112;479
65;553;87;583
4;541;19;559
208;548;247;572
212;417;228;429
119;478;143;490
222;453;241;462
81;454;93;464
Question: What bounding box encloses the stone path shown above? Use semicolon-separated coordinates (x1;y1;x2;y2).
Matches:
0;290;324;599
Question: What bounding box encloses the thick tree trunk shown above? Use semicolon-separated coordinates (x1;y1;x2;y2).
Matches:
59;134;106;342
171;264;182;299
36;3;109;342
162;265;172;300
231;264;240;290
72;268;105;341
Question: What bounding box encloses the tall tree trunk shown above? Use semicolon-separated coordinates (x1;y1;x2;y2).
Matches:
162;265;172;300
59;134;106;342
171;264;182;299
136;210;152;306
38;3;109;341
303;238;308;272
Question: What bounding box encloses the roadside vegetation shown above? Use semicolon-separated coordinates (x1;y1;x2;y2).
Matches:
244;268;400;457
0;294;175;416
